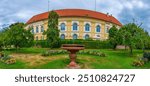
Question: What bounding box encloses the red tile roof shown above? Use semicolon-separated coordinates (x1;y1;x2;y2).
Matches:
26;9;122;26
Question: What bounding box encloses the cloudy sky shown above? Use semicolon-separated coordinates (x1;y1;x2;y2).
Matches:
0;0;150;33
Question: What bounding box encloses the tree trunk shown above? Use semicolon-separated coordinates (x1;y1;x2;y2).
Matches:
130;46;133;56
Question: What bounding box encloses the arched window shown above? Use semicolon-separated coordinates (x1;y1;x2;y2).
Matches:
96;25;101;32
60;34;65;39
73;23;78;31
106;26;109;33
31;29;34;34
36;36;38;40
85;23;90;31
73;34;78;39
60;23;66;31
30;26;34;34
36;26;39;33
85;34;90;39
41;26;44;32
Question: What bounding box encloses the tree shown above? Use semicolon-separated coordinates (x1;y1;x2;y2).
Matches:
7;23;34;49
0;32;3;50
119;23;147;55
0;27;10;50
43;11;60;48
109;25;118;49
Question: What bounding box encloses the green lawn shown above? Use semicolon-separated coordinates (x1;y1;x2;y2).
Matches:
0;48;150;69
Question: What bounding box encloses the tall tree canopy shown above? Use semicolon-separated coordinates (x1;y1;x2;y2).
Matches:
43;11;60;48
119;23;148;55
109;25;118;49
4;23;34;49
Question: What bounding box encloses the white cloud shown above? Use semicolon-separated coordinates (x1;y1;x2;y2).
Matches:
16;10;39;20
0;0;150;33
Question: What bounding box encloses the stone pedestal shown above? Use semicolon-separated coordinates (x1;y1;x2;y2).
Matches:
61;44;84;69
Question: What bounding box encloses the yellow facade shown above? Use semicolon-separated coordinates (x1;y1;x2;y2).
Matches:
26;17;120;40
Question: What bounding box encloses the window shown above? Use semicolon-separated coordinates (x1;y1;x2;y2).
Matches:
36;26;39;33
96;25;101;32
60;34;65;39
41;26;44;32
60;23;66;31
31;27;34;34
85;34;89;39
73;34;78;39
36;36;38;40
73;23;78;31
29;26;34;34
85;23;90;32
106;26;109;33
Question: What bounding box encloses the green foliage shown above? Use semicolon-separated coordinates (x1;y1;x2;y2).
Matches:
143;52;150;61
43;11;60;48
34;40;49;48
0;23;34;49
7;23;34;48
132;60;145;67
119;23;148;55
78;50;106;57
41;50;106;57
0;28;9;49
33;40;112;49
0;52;16;64
109;25;119;49
41;50;68;56
61;40;112;49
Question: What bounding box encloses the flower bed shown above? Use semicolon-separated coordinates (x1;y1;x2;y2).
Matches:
0;52;16;64
41;50;106;57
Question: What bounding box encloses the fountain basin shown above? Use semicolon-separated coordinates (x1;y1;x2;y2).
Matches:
61;44;85;69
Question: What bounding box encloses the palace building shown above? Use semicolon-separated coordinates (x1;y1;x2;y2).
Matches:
26;9;122;40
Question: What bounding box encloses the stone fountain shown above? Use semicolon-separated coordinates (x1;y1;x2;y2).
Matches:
61;44;84;69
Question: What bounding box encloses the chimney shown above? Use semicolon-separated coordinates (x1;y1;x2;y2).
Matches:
106;13;109;17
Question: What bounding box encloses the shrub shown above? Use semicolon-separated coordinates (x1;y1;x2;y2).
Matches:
132;60;144;67
0;52;4;58
41;50;68;56
61;40;112;49
34;40;49;48
143;52;150;61
0;52;16;64
41;50;106;57
78;50;106;57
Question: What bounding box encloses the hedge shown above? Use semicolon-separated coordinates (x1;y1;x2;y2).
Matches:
33;39;112;49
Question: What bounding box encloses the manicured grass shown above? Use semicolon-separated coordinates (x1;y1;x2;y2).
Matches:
0;48;150;69
0;60;26;69
2;48;49;54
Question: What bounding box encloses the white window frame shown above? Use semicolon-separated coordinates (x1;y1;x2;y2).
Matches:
40;25;44;33
71;21;79;31
36;25;39;33
95;23;101;33
83;33;91;39
59;21;67;32
105;24;110;34
60;33;66;39
84;22;91;32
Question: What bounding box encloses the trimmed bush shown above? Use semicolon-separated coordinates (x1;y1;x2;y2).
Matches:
61;40;112;49
34;40;112;49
